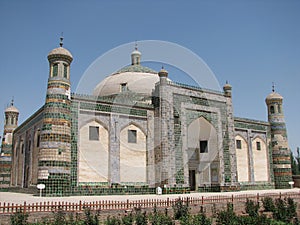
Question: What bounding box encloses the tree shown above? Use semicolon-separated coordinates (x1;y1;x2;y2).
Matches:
291;150;299;175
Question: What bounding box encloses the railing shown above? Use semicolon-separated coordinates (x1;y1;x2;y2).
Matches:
0;191;299;214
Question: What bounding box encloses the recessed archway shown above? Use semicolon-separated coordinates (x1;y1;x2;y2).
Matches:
187;117;219;189
120;123;147;184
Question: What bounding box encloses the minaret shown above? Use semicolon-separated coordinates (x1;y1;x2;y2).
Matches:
2;99;19;154
266;85;292;188
38;37;73;196
0;99;19;188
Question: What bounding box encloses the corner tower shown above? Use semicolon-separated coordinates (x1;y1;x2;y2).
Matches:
2;99;19;153
265;86;292;188
0;99;19;188
38;37;73;196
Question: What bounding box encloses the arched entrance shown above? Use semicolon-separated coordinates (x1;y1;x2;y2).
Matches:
187;117;219;190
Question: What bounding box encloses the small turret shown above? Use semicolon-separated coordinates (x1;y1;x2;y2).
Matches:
223;81;232;98
2;99;19;149
131;43;141;65
158;67;168;85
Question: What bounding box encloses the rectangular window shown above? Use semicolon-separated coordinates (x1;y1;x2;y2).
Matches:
200;140;208;153
236;140;242;149
36;134;40;147
128;129;137;143
256;141;261;150
89;126;99;141
120;83;127;92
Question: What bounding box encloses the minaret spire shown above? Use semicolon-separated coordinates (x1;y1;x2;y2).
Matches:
60;32;64;47
135;40;138;50
10;97;14;106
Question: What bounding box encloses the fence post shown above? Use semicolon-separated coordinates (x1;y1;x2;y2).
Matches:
231;194;234;202
23;201;26;214
201;196;204;205
79;200;82;211
257;193;259;202
279;192;282;199
167;198;169;207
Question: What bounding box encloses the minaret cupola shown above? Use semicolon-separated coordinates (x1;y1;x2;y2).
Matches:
131;43;141;65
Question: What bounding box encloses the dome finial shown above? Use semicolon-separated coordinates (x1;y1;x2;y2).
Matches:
272;82;275;92
11;97;14;106
135;40;138;50
60;32;64;47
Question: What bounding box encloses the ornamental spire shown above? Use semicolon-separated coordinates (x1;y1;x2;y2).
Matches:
59;32;64;47
11;97;14;106
131;41;141;65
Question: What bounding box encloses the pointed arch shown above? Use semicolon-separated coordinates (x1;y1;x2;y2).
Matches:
120;121;146;136
78;120;109;183
187;116;219;187
120;123;147;184
235;134;249;182
79;118;108;131
252;136;268;182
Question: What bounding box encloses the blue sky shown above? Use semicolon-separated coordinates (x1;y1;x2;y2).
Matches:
0;0;299;153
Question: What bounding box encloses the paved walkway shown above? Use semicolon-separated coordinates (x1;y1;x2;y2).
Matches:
0;188;299;205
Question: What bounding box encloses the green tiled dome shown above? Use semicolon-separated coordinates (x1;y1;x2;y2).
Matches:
114;64;157;75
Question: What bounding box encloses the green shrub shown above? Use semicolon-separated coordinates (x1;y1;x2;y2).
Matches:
52;207;66;225
191;213;211;225
286;197;297;221
105;216;122;225
245;199;260;217
122;212;133;225
134;207;147;225
149;207;174;225
10;209;29;225
262;197;275;212
173;198;189;220
180;213;211;225
216;203;239;225
83;207;99;225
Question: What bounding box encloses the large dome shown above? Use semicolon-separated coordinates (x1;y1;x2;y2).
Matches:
93;66;159;97
93;48;160;97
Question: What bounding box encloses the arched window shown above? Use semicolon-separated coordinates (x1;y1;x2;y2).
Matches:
52;64;58;77
63;64;68;78
278;104;281;113
270;105;275;114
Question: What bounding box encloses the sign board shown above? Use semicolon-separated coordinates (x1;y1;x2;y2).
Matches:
288;181;294;185
37;184;45;190
156;187;162;195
